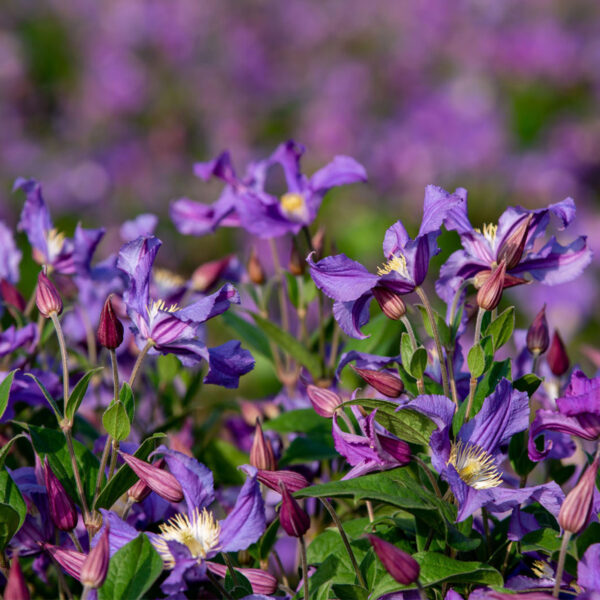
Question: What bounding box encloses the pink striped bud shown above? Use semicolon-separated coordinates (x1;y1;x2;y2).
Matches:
81;525;110;588
476;261;506;311
307;385;342;418
352;365;404;398
44;545;86;580
127;458;165;503
250;420;277;471
548;330;569;377
497;213;533;270
207;563;277;595
247;247;265;285
44;457;77;532
378;435;411;464
368;534;420;585
119;452;184;503
191;256;232;292
373;286;406;320
558;458;599;534
5;555;30;600
257;468;309;493
0;279;26;312
526;305;549;356
97;295;124;350
36;270;63;317
289;242;305;276
279;483;310;538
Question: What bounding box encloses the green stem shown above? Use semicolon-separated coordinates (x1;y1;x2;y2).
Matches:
63;427;90;521
299;535;309;600
474;307;485;345
401;316;425;394
110;349;119;403
414;456;442;499
223;553;239;586
108;439;119;480
206;571;235;600
128;340;154;389
269;238;291;336
448;278;472;328
328;322;342;372
68;531;83;553
415;286;450;398
416;579;426;600
49;312;70;407
464;377;478;423
446;349;459;406
553;531;571;597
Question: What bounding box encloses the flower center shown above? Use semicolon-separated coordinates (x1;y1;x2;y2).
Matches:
531;559;553;579
46;228;66;260
377;254;409;278
280;192;305;216
154;508;221;568
146;299;181;321
474;222;498;245
153;268;185;291
447;441;502;489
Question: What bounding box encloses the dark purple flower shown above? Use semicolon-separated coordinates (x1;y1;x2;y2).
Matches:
547;330;569;376
279;482;310;538
117;235;254;387
368;534;420;585
308;185;465;338
97;295;124;350
171;140;367;239
44;457;78;532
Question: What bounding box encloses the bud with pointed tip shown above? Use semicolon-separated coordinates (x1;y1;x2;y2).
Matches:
43;544;86;580
307;385;342;418
257;468;309;493
558;458;599;534
247;247;265;285
119;452;184;503
378;435;411;464
289;242;305;276
351;365;404;398
373;286;406;320
368;534;420;585
476;261;506;311
36;270;62;317
127;458;165;503
5;555;30;600
548;330;569;376
250;420;277;471
207;563;278;595
1;279;26;312
526;306;549;356
191;256;232;292
44;457;77;532
279;482;310;538
497;213;533;270
97;295;124;350
80;525;110;588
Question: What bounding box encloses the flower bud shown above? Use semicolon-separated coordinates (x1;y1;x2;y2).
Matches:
257;468;309;493
127;458;165;503
497;213;533;270
279;482;310;538
372;286;406;320
43;545;86;580
476;261;506;311
207;563;277;595
247;247;265;285
307;385;342;418
36;270;63;317
5;555;30;600
289;242;305;276
81;525;110;588
351;365;404;398
311;226;325;259
191;256;232;292
558;458;599;534
97;295;124;350
526;305;549;356
119;452;184;503
250;420;277;471
367;534;420;585
0;279;26;312
548;330;569;377
44;457;77;532
378;435;411;464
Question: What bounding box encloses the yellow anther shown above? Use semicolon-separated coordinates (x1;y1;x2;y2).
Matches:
377;254;409;278
280;193;305;215
448;440;502;489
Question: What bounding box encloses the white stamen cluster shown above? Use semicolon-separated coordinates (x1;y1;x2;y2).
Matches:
447;440;502;489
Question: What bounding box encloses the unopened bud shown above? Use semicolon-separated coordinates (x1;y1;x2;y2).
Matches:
191;256;232;292
289;242;305;276
351;365;404;398
127;458;165;503
80;525;110;588
378;435;411;464
97;295;124;350
119;452;184;503
548;330;569;377
1;279;26;312
5;555;30;600
247;247;265;285
36;270;62;317
279;482;310;538
368;534;420;585
526;305;549;356
311;227;325;259
250;420;277;471
373;286;406;320
43;544;86;580
307;385;342;418
257;468;309;493
44;457;77;532
207;563;277;595
476;261;506;311
558;458;599;534
497;213;533;270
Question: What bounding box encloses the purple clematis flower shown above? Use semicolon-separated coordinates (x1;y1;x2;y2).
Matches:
528;369;600;461
0;221;22;284
117;235;254;387
437;191;592;303
308;185;465;338
578;543;600;595
171;140;367;239
422;379;564;522
15;178;105;275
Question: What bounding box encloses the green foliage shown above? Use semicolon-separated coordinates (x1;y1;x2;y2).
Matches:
65;367;104;422
102;400;131;441
0;370;17;421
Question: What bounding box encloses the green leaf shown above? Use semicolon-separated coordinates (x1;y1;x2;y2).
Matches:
98;534;163;600
25;372;63;422
400;333;414;369
344;399;435;446
0;503;19;550
514;373;542;397
222;310;273;362
485;306;515;352
467;343;485;378
65;367;104;422
251;312;322;379
156;354;179;384
0;370;17;421
521;528;562;554
29;424;100;509
263;409;330;434
0;470;26;534
224;568;253;598
285;272;300;308
119;383;135;423
279;434;337;467
331;584;369;600
201;439;247;486
102;401;131;442
509;431;536;477
409;347;428;379
0;433;27;469
94;433;165;510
